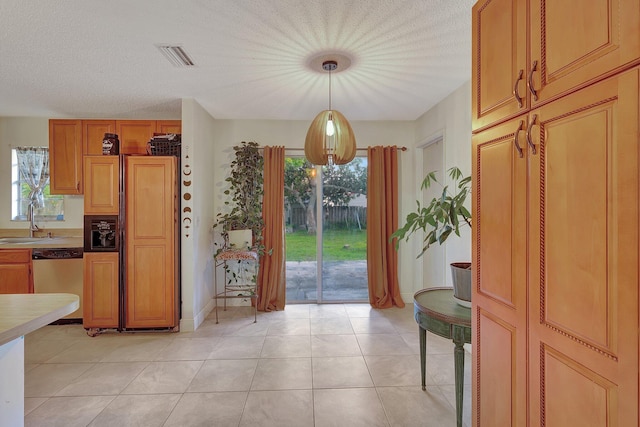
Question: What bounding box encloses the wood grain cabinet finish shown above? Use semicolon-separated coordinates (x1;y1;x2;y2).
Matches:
472;0;640;425
84;156;119;215
0;249;33;294
49;119;180;196
116;120;156;155
156;120;182;135
472;116;528;426
82;120;116;155
49;119;83;195
526;69;638;426
124;156;178;329
116;120;181;155
472;0;640;132
83;252;119;329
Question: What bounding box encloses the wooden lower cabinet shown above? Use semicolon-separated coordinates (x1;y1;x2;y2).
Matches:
473;68;639;425
0;249;33;294
125;156;178;329
83;252;119;329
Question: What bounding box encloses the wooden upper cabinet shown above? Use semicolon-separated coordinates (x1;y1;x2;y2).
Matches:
84;156;119;215
0;249;33;294
116;120;156;155
156;120;182;134
83;120;116;155
472;0;528;131
529;0;640;107
49;119;83;194
473;0;640;132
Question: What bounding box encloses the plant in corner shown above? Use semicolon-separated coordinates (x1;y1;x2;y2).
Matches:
213;141;266;291
214;140;265;255
391;166;472;305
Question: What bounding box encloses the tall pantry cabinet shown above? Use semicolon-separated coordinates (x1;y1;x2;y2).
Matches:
471;0;640;426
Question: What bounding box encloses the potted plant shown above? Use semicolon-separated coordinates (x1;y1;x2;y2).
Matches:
392;166;472;305
214;141;265;254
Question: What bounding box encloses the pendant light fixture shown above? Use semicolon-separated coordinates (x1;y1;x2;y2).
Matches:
305;60;356;165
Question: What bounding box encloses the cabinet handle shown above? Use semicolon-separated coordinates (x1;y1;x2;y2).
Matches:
513;120;524;158
513;70;524;108
528;60;539;101
526;114;538;155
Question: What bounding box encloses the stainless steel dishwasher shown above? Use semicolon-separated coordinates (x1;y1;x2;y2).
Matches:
32;247;84;321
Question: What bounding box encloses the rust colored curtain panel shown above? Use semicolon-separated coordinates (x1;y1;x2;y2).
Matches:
367;146;405;308
257;146;286;311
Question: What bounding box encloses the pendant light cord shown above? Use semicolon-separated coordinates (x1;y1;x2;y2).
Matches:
328;67;332;111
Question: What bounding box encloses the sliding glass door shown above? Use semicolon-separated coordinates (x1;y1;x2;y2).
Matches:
284;157;368;303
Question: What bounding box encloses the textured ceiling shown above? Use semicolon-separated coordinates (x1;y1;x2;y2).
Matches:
0;0;475;121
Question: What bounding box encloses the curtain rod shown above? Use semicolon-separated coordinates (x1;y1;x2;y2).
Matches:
259;146;408;152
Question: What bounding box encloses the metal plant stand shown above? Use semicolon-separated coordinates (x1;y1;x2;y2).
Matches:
214;249;258;323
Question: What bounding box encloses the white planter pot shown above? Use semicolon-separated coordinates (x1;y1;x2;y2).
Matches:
228;229;252;250
450;262;472;308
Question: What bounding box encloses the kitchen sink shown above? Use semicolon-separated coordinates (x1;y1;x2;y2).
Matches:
0;237;60;244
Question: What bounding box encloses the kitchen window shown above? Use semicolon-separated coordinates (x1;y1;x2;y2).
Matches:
11;148;64;221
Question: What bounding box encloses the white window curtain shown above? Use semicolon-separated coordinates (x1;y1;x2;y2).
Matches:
15;147;50;209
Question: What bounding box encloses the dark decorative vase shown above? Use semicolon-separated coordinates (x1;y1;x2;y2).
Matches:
450;262;472;307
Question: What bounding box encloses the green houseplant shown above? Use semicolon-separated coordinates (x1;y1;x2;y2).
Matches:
213;141;265;291
392;166;472;304
214;141;265;254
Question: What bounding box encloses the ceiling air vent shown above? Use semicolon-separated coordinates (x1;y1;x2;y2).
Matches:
157;45;195;67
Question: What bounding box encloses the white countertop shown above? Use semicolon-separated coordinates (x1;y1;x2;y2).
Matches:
0;236;83;249
0;293;79;345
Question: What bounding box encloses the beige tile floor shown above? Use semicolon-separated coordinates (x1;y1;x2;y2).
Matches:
23;304;471;427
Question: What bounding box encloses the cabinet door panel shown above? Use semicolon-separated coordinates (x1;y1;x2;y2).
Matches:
156;120;181;134
83;120;116;155
83;252;119;328
84;156;119;215
530;0;640;105
528;68;639;426
116;120;155;155
125;156;177;328
472;116;528;426
0;263;32;294
472;0;527;131
49;119;83;194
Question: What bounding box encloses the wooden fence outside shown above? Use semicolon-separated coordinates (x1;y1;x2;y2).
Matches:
287;205;367;230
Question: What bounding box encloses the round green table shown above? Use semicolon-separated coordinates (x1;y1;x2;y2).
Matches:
414;287;471;427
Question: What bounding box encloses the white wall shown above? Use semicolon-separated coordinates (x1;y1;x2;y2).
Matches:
400;80;472;292
0;117;83;231
179;99;218;331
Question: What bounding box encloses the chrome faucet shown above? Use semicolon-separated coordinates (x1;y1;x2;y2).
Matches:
28;202;40;238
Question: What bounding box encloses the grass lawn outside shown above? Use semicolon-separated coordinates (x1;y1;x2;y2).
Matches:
285;229;367;261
